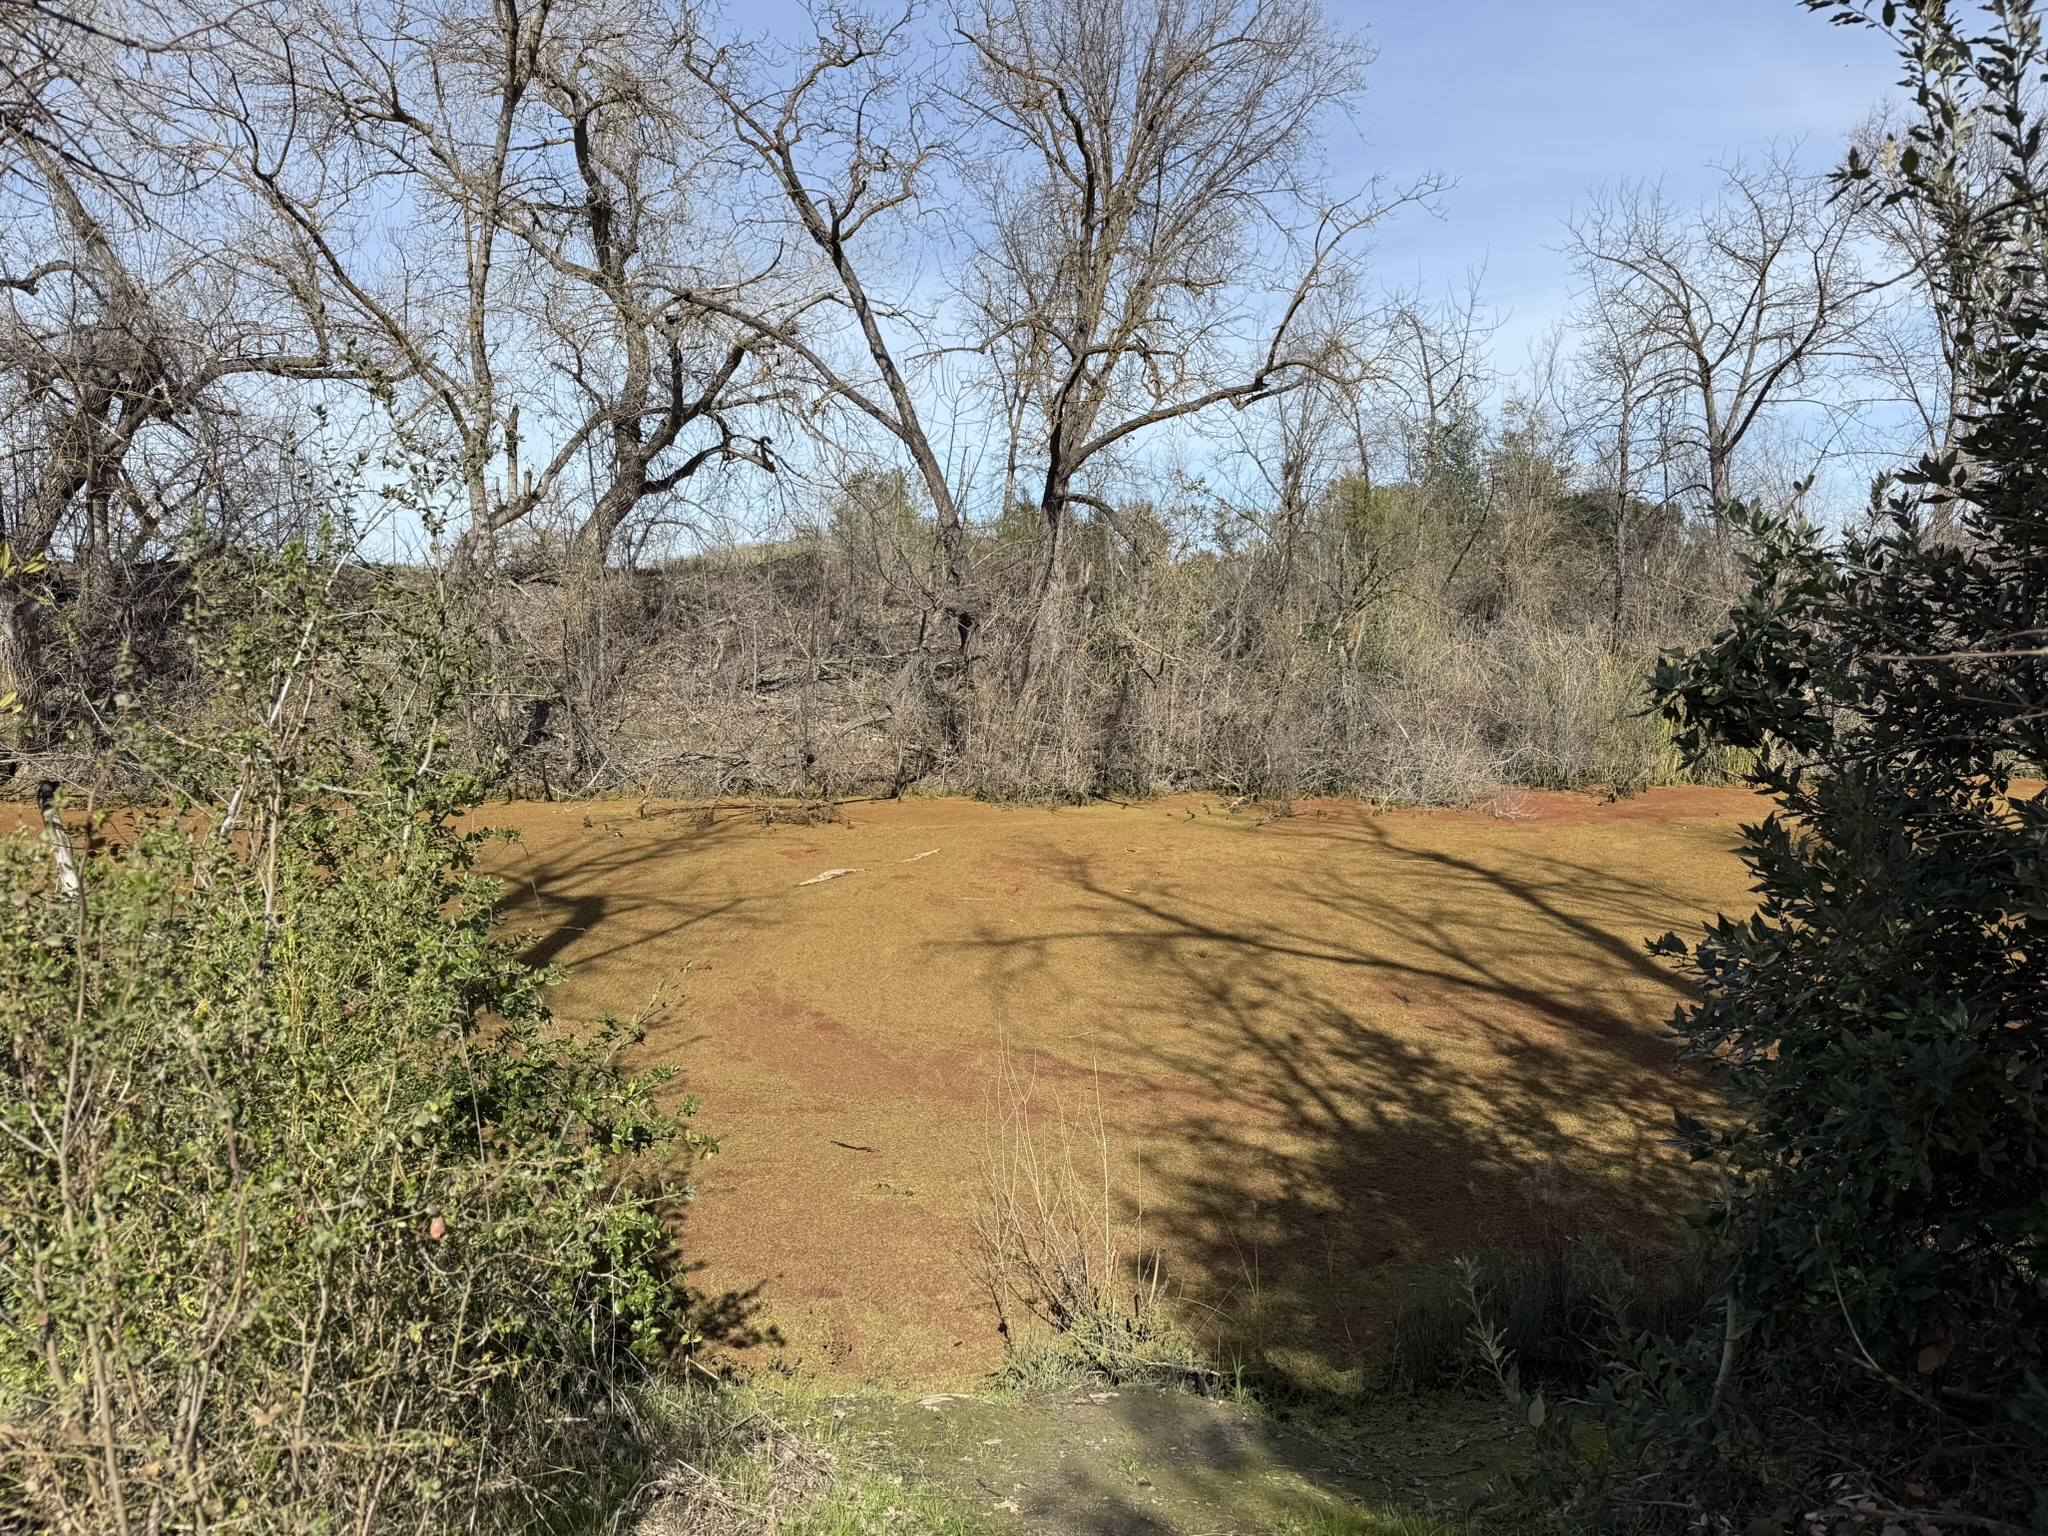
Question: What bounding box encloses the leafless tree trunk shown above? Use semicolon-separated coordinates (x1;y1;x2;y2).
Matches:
1567;152;1876;511
1571;297;1678;639
954;0;1411;682
683;11;980;663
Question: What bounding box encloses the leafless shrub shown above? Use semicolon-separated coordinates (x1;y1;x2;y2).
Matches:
973;1049;1205;1387
451;468;1739;808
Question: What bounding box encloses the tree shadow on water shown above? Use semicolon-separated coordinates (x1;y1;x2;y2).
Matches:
486;818;754;973
956;818;1720;1387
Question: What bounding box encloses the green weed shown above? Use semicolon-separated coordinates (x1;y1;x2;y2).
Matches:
1389;1239;1705;1392
1275;1503;1474;1535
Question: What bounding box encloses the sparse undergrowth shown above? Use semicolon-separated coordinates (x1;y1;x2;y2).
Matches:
973;1049;1215;1392
1276;1509;1475;1536
626;1381;978;1536
622;1373;1488;1536
1389;1238;1707;1396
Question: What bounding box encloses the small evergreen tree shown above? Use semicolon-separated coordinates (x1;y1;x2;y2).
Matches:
1635;0;2048;1518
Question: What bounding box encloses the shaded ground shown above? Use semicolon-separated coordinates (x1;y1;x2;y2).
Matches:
475;788;1759;1390
820;1384;1511;1535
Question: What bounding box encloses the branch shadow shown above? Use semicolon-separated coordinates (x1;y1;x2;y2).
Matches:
949;815;1717;1387
480;815;795;1364
886;1383;1497;1535
489;817;755;973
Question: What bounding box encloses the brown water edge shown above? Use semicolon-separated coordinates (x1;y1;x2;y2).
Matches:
470;787;1761;1392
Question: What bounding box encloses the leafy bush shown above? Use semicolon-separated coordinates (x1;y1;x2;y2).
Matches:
0;546;710;1532
1503;5;2048;1526
1655;503;2048;1403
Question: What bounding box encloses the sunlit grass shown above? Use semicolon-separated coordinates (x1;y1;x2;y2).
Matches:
1277;1505;1474;1536
781;1473;979;1536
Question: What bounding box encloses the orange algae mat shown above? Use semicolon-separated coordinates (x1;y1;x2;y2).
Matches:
474;788;1762;1390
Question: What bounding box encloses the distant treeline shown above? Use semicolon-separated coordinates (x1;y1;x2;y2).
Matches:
0;0;1939;798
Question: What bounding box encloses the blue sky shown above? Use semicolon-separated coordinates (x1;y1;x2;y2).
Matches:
1339;0;1905;369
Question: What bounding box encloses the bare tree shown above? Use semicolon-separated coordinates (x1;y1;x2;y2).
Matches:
953;0;1408;665
1374;279;1497;534
213;0;784;569
1847;106;2007;470
681;7;982;661
1230;364;1362;596
0;0;346;746
1569;297;1680;635
1567;152;1877;510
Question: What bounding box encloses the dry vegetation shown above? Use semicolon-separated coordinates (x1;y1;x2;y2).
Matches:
973;1049;1204;1387
464;463;1746;804
5;0;2038;1528
0;0;1922;809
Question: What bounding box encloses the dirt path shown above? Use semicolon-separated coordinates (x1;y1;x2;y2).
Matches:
476;789;1759;1390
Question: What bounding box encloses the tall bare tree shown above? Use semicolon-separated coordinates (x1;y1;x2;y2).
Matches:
213;0;784;569
1374;279;1496;529
954;0;1405;664
1847;106;2006;469
682;7;981;661
1570;295;1680;634
1566;152;1877;509
0;0;346;747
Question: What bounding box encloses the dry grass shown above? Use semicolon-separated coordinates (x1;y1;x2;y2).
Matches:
624;1383;975;1536
629;1396;838;1536
451;478;1744;807
973;1048;1210;1389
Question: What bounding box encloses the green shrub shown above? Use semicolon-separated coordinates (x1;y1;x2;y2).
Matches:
1504;6;2048;1526
0;549;710;1532
1389;1242;1704;1394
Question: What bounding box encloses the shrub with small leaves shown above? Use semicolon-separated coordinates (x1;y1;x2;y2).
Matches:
1505;4;2048;1527
0;544;711;1533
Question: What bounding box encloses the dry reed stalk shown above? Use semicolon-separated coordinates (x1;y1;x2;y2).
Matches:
972;1048;1199;1385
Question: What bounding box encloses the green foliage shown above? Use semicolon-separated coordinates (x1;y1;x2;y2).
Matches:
1508;4;2048;1525
0;545;710;1531
1389;1242;1704;1395
1654;506;2048;1408
1649;228;2048;1427
830;468;929;551
991;493;1044;545
1415;408;1489;533
1325;475;1432;576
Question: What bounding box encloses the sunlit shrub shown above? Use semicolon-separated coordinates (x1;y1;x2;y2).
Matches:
0;547;711;1533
